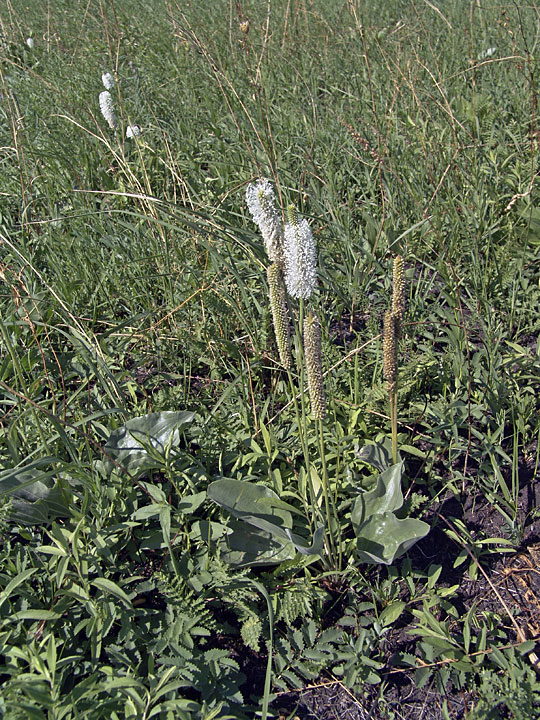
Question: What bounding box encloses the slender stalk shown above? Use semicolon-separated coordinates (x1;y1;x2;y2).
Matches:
388;254;405;465
317;418;341;570
383;309;398;465
286;369;314;527
390;385;398;465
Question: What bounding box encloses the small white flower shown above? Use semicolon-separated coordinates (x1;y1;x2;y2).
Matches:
99;90;117;130
245;179;284;264
101;72;115;90
26;37;34;49
126;124;141;139
478;47;496;60
284;211;317;300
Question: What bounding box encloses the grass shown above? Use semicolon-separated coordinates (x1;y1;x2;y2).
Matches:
1;0;540;718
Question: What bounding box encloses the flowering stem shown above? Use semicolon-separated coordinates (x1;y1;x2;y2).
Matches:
286;369;313;526
288;299;327;532
317;417;341;570
390;387;398;465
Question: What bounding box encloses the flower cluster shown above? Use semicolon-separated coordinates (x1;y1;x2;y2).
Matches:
245;179;284;264
284;208;317;300
304;312;326;419
383;309;397;392
101;72;115;90
99;90;117;130
126;124;141;139
246;179;323;413
392;255;405;330
267;263;292;369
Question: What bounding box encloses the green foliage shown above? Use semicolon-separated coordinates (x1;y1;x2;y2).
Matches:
469;648;540;719
208;477;324;564
0;0;539;715
352;460;430;565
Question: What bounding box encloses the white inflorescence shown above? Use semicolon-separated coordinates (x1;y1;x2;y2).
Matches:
26;37;34;49
245;179;284;264
284;215;317;300
125;124;141;139
99;90;117;130
101;72;115;90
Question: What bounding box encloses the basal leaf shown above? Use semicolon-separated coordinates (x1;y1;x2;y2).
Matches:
208;478;291;521
99;411;195;476
356;512;430;565
218;520;296;566
351;462;404;527
208;478;323;559
355;439;397;472
1;468;73;525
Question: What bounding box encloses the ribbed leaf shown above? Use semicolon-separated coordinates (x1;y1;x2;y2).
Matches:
351;462;404;526
98;411;195;476
356;512;430;565
209;478;323;560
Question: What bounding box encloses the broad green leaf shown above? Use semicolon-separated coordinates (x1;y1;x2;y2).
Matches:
0;458;58;495
379;600;407;626
208;478;323;556
356;512;430;565
217;520;296;566
0;568;38;600
99;411;195;476
351;462;404;526
355;439;396;472
1;469;73;525
131;504;166;520
35;545;68;556
208;478;292;527
159;505;171;544
177;491;206;514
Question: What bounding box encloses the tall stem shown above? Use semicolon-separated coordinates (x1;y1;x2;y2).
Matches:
287;369;314;527
317;418;340;570
390;387;398;465
289;299;324;529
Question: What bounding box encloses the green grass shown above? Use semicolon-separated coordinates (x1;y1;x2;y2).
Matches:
1;0;540;718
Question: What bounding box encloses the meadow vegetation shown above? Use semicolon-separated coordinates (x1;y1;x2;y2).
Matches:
0;0;539;717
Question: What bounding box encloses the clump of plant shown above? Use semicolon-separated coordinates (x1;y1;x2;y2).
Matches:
208;178;429;572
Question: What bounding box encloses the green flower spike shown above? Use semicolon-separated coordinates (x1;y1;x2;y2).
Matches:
383;309;397;393
304;311;326;420
267;263;292;369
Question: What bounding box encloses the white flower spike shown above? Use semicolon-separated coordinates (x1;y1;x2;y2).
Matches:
284;207;317;300
26;37;34;49
245;179;284;264
99;90;117;130
101;72;115;90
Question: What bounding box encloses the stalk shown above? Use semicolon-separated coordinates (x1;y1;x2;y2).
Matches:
383;309;398;465
384;255;407;465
